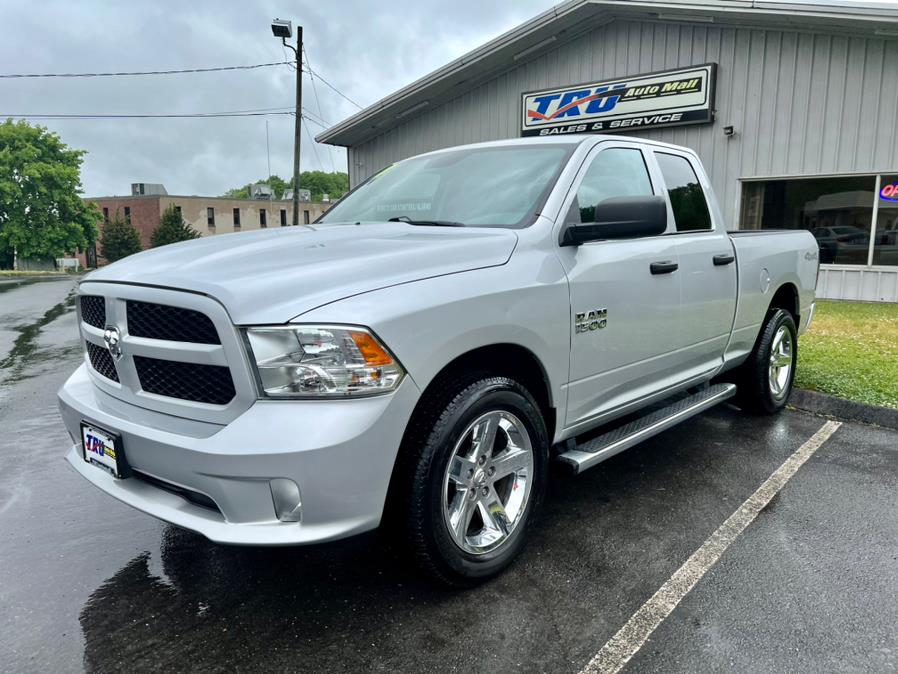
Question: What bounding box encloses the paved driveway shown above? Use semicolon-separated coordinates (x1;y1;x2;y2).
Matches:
1;277;896;673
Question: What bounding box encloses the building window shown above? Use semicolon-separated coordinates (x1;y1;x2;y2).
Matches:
124;206;131;224
875;175;898;266
303;210;310;225
740;175;879;265
102;207;109;223
260;208;267;228
175;205;182;217
207;207;215;229
655;153;712;232
233;207;241;230
280;209;287;226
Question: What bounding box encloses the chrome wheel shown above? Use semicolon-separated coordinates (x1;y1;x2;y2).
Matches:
768;325;794;399
441;410;534;555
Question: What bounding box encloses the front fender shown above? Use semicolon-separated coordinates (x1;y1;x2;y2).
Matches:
296;247;571;440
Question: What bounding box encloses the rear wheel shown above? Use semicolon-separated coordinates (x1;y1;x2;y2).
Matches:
736;308;797;414
398;375;548;586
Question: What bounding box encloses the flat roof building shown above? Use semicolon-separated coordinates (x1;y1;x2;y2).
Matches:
318;0;898;302
82;193;331;267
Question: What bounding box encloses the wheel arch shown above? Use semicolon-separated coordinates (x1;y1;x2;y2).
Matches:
768;282;799;324
414;343;556;442
381;343;557;530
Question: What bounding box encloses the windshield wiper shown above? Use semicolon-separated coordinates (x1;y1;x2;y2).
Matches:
388;216;465;227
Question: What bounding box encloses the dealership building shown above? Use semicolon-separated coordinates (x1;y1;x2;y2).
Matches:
319;0;898;302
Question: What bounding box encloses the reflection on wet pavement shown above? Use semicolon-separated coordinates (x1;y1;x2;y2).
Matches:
0;277;79;384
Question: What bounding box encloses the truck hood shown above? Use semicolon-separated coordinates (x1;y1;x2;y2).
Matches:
85;223;518;324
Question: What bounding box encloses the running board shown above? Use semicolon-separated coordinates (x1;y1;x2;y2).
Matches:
556;383;737;475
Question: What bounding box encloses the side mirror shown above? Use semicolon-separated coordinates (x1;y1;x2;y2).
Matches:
560;195;667;246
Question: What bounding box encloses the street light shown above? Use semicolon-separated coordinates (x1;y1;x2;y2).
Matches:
272;18;302;226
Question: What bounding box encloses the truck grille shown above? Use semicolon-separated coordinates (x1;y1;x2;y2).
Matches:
86;342;119;382
80;296;106;329
134;356;235;405
126;300;220;344
77;283;253;423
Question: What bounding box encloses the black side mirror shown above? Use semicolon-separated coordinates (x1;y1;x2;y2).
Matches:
560;195;667;246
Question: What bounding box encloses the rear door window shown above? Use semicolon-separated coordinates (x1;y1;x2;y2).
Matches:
655;152;713;232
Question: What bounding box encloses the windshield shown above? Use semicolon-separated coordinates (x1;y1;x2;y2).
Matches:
319;144;573;228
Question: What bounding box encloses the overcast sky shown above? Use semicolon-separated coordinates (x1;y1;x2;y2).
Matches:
0;0;552;197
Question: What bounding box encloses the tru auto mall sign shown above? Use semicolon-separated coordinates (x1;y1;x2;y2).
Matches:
521;64;717;136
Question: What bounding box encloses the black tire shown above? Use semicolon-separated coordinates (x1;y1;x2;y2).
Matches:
736;308;798;414
395;374;549;587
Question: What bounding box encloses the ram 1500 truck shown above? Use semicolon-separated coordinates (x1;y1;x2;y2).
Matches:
59;136;818;585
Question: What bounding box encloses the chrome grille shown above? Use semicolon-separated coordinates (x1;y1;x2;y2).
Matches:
127;300;220;344
134;356;235;405
80;296;106;329
86;342;119;382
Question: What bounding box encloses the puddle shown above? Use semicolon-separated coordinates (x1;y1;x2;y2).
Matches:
0;291;78;385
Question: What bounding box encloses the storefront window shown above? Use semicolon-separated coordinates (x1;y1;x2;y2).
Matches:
874;175;898;266
741;176;877;265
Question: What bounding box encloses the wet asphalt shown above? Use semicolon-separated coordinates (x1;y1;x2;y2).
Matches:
1;277;897;673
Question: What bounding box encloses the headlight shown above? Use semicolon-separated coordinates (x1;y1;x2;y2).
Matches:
244;325;404;398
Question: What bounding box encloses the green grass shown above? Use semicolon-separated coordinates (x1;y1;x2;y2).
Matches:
795;300;898;410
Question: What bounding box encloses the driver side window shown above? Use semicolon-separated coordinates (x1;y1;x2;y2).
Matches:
574;148;654;223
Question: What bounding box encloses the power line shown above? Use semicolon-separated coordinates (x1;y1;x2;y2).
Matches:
303;67;363;109
4;110;294;120
301;116;323;170
300;107;330;128
302;47;326;122
0;61;292;79
301;113;337;173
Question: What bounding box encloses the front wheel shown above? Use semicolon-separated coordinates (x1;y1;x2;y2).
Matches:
736;308;798;414
398;375;548;586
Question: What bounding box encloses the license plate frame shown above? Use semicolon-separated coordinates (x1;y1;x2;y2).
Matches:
80;422;130;479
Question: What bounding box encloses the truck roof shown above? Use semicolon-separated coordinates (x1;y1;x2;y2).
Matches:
405;134;695;160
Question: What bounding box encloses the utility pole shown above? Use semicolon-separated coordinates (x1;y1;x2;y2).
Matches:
291;26;302;226
271;18;302;225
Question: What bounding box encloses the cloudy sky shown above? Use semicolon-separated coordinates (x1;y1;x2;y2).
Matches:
0;0;552;197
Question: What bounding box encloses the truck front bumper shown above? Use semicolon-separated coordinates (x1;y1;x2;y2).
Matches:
58;364;420;545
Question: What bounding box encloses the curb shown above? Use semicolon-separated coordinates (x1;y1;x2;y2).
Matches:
789;389;898;431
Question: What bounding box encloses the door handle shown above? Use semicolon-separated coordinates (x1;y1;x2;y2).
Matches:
713;254;735;266
650;260;679;275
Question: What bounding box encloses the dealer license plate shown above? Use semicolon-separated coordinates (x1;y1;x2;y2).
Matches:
81;423;127;478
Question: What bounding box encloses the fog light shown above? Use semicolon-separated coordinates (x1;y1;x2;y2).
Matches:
270;478;302;522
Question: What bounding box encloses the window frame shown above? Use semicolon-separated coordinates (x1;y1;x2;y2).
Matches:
557;140;666;246
233;207;241;229
207;207;215;227
652;150;715;235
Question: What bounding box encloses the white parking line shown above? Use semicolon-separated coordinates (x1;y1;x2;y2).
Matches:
580;419;842;674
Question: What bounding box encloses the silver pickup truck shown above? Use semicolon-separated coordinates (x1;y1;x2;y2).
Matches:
59;136;818;585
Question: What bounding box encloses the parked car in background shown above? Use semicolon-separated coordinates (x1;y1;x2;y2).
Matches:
812;225;869;263
59;136;819;585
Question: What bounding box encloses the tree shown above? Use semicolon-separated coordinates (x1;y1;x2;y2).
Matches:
222;172;348;202
223;175;289;200
100;211;142;262
298;171;349;201
0;119;100;266
152;205;200;247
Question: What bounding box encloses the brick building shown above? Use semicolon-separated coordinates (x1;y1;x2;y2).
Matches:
81;193;332;267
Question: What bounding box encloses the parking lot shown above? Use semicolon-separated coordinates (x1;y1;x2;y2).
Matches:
2;276;897;673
